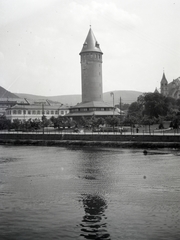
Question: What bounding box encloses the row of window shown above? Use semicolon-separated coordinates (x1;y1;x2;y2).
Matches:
6;110;68;115
82;53;101;59
71;108;112;112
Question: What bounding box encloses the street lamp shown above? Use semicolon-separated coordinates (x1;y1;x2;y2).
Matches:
42;103;44;134
110;92;115;132
110;92;114;117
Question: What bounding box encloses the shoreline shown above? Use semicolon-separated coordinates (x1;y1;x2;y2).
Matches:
1;139;180;149
1;132;180;149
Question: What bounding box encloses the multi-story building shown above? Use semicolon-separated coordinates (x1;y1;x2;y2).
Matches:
0;98;28;115
5;104;69;122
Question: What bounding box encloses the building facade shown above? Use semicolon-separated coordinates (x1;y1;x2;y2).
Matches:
5;104;69;122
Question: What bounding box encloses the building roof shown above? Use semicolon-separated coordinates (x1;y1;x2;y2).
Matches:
80;28;102;54
6;104;69;110
0;98;28;104
70;101;113;109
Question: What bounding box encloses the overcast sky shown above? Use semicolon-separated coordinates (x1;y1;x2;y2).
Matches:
0;0;179;96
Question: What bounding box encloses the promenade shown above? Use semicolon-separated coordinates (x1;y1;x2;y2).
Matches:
0;130;180;148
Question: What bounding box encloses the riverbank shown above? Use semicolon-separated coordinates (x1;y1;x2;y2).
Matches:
1;138;180;149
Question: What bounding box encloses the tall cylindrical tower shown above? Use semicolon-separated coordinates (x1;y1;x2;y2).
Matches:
80;28;103;103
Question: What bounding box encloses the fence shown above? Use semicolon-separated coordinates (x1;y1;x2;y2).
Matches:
0;130;180;143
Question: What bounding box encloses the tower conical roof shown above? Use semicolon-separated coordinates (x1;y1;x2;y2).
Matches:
80;28;103;54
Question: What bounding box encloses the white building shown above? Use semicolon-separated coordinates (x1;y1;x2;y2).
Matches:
5;104;69;122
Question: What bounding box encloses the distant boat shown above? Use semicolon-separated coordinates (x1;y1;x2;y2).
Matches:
143;150;170;155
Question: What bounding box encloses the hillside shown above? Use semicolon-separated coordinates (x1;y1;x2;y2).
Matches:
103;90;142;105
15;90;142;106
0;86;19;98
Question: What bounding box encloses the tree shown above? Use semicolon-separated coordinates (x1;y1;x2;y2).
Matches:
141;115;155;133
78;117;89;128
128;102;143;118
143;92;168;118
105;116;119;127
0;116;11;130
11;119;22;130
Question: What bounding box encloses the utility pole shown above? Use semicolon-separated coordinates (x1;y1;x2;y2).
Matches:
119;97;121;125
42;103;44;134
110;92;115;132
110;92;115;117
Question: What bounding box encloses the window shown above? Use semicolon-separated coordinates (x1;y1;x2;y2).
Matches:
55;110;58;114
32;110;36;114
51;111;54;114
28;110;31;115
37;110;40;115
61;111;64;115
46;110;49;114
18;110;22;114
23;110;26;115
13;110;16;114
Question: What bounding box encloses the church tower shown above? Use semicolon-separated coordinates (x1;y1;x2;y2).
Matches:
80;27;103;103
160;72;168;97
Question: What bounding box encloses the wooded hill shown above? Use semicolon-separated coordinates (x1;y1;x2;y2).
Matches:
0;86;19;98
15;90;142;106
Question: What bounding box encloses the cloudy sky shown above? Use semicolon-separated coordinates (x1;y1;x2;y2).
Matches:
0;0;179;96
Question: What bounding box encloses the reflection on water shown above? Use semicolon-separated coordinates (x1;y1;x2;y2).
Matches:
80;194;110;239
76;149;111;239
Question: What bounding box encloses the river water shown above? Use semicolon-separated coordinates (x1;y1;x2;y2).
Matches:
0;145;180;240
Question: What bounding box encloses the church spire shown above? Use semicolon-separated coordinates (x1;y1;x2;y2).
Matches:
161;70;167;83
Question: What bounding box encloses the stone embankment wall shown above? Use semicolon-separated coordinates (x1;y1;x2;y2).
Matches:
0;133;180;148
